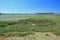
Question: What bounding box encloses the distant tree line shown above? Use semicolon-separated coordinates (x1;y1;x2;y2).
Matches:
36;13;54;15
0;12;55;15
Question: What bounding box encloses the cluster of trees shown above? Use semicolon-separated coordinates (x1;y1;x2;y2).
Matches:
36;13;54;15
0;13;2;15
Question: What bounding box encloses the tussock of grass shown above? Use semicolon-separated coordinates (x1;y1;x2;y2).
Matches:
53;32;60;36
4;32;34;37
45;34;50;36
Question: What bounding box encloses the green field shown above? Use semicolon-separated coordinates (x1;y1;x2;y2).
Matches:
0;15;60;37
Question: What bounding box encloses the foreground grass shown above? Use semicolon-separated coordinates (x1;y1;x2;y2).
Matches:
0;15;60;37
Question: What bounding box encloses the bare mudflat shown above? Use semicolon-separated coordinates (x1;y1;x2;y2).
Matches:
0;32;60;40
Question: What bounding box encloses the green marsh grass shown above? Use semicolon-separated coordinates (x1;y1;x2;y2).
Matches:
0;15;60;37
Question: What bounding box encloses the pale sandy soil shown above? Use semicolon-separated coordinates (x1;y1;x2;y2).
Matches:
0;32;60;40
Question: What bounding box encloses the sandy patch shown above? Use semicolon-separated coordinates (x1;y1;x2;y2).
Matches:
0;32;60;40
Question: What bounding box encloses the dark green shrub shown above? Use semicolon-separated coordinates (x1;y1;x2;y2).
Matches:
6;21;17;25
0;24;7;27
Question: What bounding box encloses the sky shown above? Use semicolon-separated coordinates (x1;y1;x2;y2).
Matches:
0;0;60;13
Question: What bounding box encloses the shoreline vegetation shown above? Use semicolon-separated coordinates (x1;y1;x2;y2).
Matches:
0;13;60;37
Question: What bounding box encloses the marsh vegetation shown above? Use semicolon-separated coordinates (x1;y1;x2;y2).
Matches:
0;14;60;38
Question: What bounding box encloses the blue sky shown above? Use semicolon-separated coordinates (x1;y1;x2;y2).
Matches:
0;0;60;13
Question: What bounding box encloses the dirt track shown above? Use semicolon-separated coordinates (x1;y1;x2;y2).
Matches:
0;32;60;40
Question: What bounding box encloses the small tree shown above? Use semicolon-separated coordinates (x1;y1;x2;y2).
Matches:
0;13;2;15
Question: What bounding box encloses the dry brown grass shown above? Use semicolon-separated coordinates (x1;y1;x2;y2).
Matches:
0;36;6;40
